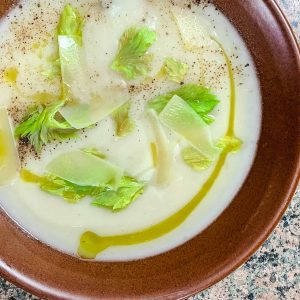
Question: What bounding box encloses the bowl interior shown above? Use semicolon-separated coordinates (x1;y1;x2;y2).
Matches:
0;0;299;299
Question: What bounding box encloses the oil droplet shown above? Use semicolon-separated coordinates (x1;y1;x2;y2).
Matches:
78;232;111;259
20;169;44;184
0;130;8;168
3;67;18;84
0;108;20;186
150;142;158;167
31;92;59;104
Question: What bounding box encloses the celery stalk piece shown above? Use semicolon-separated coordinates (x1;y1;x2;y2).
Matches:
59;87;128;129
92;176;145;211
0;107;20;186
46;150;123;187
58;35;128;129
58;35;82;92
171;6;214;50
159;95;219;160
148;110;175;185
148;83;220;125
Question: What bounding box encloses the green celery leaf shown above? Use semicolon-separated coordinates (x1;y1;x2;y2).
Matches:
20;169;103;204
21;169;144;210
15;101;78;152
57;4;84;45
160;58;189;83
41;4;84;81
216;136;243;153
112;101;135;137
92;176;145;211
148;83;219;124
59;87;129;129
40;175;103;204
111;27;157;80
181;147;212;171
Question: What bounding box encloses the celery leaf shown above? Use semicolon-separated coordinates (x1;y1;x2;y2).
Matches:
159;58;189;83
15;102;78;152
111;27;156;80
21;169;103;204
148;83;219;124
40;175;103;204
57;4;84;46
112;101;135;137
92;176;145;210
182;147;212;171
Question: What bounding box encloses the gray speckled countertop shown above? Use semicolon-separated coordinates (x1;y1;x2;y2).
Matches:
1;1;299;299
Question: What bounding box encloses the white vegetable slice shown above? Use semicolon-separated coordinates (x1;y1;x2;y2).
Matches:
159;95;219;160
46;150;123;187
171;6;214;50
148;110;175;185
58;36;82;92
58;36;128;129
0;107;20;186
59;86;128;129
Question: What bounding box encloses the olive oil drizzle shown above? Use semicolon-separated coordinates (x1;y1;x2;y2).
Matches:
78;40;239;259
150;142;158;167
3;67;61;106
3;68;18;85
212;38;236;137
0;130;8;168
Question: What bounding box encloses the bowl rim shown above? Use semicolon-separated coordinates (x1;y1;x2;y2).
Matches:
182;1;300;297
0;0;299;299
185;0;300;294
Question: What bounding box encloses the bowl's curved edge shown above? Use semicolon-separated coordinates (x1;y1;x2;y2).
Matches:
177;0;300;298
0;1;299;299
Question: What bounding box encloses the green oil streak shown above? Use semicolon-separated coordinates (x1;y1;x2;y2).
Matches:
78;153;227;259
77;40;238;259
0;130;8;168
212;38;236;136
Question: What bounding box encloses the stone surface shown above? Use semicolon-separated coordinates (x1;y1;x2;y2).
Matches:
190;188;300;300
1;0;299;299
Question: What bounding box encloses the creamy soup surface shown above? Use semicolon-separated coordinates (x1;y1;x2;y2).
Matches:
0;0;261;261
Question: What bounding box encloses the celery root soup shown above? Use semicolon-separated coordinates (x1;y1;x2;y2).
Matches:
0;0;261;261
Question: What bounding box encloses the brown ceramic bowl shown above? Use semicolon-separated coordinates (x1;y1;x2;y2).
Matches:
0;0;299;299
